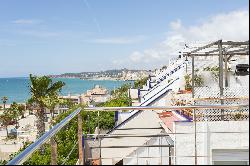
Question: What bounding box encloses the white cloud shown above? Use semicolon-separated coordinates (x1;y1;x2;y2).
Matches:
129;51;144;62
18;30;60;38
88;36;147;44
12;19;42;25
179;9;249;42
113;9;249;70
11;19;60;38
170;19;182;30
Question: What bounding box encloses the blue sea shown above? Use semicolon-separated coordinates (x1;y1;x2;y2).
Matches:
0;77;132;104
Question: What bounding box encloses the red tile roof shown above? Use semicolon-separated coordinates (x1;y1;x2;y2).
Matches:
159;111;183;132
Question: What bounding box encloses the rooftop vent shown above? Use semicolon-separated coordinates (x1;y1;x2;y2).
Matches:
235;64;249;76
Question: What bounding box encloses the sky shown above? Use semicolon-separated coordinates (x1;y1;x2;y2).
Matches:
0;0;249;78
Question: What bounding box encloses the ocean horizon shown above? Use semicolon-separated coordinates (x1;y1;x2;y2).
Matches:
0;77;132;104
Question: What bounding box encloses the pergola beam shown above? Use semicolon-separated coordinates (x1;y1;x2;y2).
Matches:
205;48;220;54
184;46;249;57
222;41;249;45
189;40;220;54
184;40;249;56
226;46;249;55
184;52;248;57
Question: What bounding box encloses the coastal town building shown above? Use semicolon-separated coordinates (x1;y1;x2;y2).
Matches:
121;70;150;81
59;85;110;107
81;85;110;106
59;94;81;104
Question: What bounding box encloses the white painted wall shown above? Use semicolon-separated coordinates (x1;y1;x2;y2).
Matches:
172;121;249;165
124;136;171;165
129;89;139;99
116;112;136;125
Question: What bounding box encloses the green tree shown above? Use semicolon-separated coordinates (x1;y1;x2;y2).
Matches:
0;160;7;165
42;95;60;119
26;99;38;115
59;99;74;112
184;74;192;90
111;83;131;100
0;111;13;137
134;77;148;89
17;104;26;119
9;102;21;129
29;74;65;138
194;74;204;87
1;96;8;110
184;74;204;90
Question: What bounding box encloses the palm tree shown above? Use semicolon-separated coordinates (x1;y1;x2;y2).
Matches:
29;74;65;138
1;96;8;110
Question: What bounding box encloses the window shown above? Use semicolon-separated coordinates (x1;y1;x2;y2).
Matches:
212;149;249;165
213;161;248;165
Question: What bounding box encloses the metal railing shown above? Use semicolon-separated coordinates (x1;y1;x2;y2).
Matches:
7;108;82;165
7;104;249;165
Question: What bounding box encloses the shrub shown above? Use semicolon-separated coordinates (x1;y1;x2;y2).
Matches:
134;77;148;89
233;112;243;121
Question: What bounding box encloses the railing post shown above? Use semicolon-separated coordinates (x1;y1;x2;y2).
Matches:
98;111;102;165
218;40;225;120
218;40;224;96
169;147;171;165
78;113;84;165
192;54;195;98
194;109;198;165
224;53;229;87
50;137;58;165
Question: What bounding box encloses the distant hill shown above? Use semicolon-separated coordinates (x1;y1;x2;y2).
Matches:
48;69;150;81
